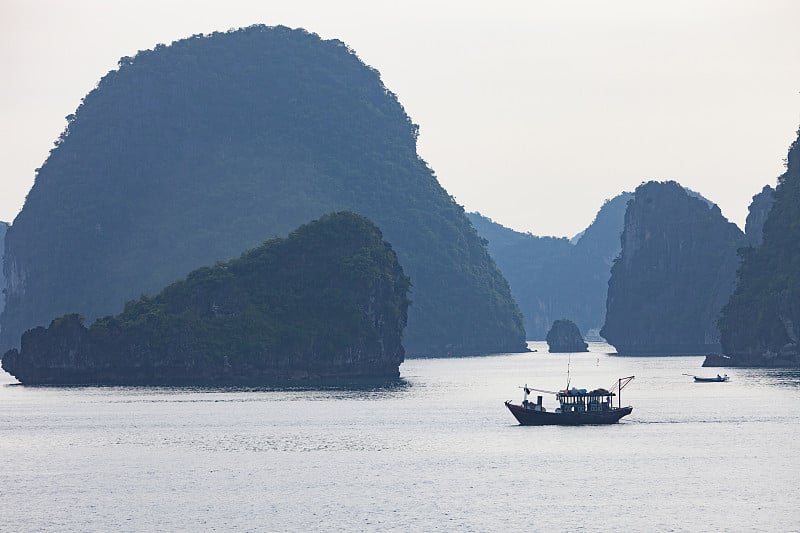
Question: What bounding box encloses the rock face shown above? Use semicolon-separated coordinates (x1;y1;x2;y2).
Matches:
0;25;526;357
546;319;588;353
744;185;775;246
573;193;633;267
467;192;631;340
2;212;410;385
713;131;800;367
0;221;7;317
601;181;746;355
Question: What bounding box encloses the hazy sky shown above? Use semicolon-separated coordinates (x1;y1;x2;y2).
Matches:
2;1;799;237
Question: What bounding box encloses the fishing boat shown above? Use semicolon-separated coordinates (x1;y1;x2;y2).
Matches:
693;374;729;383
505;376;634;426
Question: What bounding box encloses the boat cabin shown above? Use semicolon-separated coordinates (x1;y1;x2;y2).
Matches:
555;388;615;413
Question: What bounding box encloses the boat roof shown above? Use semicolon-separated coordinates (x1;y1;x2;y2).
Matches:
556;388;615;397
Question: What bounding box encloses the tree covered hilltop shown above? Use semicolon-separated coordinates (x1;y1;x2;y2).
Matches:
0;24;526;357
2;212;411;385
710;130;800;367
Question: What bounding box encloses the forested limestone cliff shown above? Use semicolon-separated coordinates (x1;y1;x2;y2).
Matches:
744;185;775;246
0;25;526;357
713;131;800;367
0;222;7;317
601;181;746;355
2;212;410;385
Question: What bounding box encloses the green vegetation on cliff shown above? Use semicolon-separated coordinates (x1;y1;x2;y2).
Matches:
717;131;800;366
2;212;410;385
601;181;746;355
1;25;525;357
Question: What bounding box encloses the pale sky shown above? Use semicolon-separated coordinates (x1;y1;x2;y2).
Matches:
2;0;799;237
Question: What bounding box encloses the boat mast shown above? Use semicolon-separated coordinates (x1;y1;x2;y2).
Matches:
566;353;571;390
617;376;635;406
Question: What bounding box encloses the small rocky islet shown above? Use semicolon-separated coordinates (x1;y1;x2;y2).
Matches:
545;319;588;353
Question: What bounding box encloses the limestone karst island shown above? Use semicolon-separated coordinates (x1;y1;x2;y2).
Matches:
2;212;410;385
1;24;800;389
0;25;526;362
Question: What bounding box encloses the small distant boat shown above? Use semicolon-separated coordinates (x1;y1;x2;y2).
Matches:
694;374;729;383
505;376;634;426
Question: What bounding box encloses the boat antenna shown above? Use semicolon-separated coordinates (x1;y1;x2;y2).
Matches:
566;353;571;390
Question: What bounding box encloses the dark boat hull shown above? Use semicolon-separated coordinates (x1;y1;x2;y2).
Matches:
505;401;632;426
694;377;728;382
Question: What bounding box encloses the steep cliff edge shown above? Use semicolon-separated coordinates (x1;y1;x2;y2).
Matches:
601;181;746;355
2;212;410;385
0;221;7;317
744;185;775;246
713;131;800;367
0;25;525;357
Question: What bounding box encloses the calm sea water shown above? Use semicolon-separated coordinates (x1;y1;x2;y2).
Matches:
1;341;798;532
